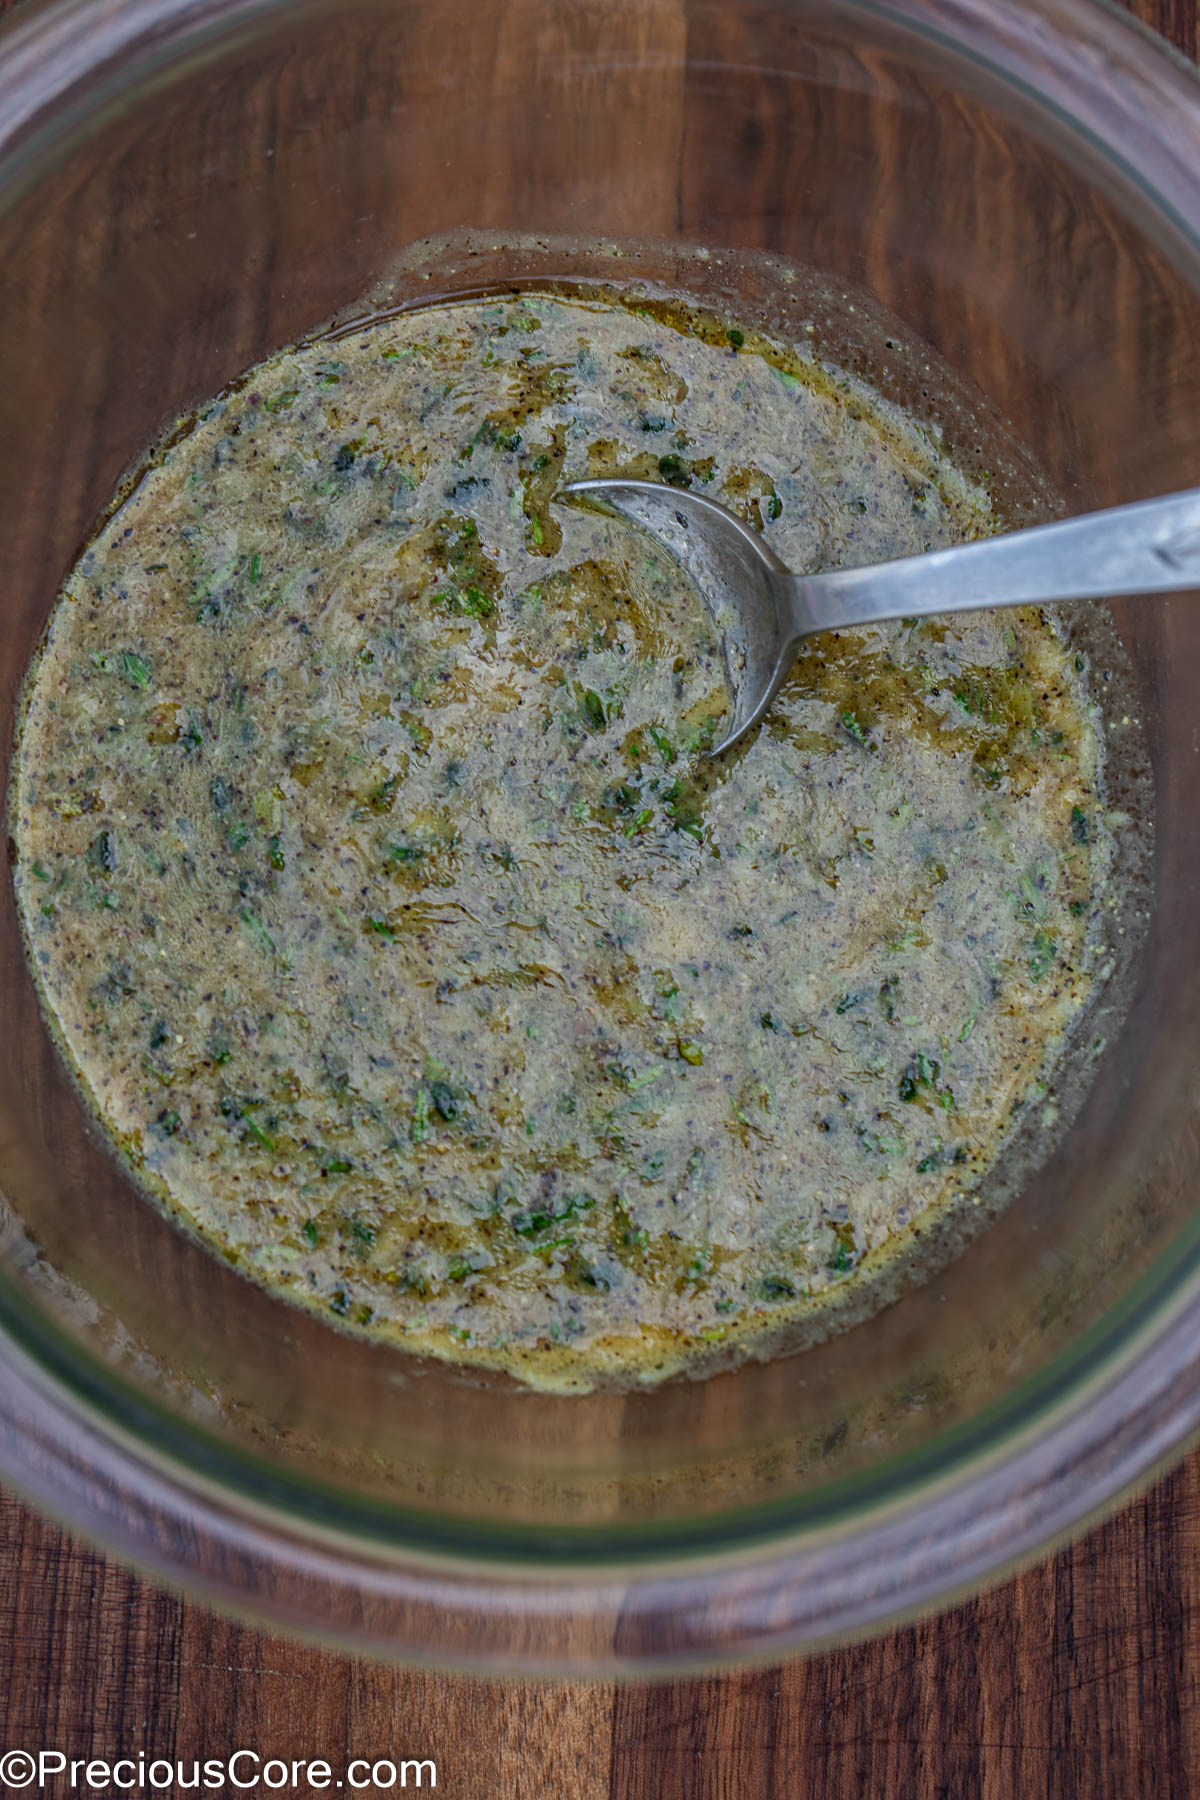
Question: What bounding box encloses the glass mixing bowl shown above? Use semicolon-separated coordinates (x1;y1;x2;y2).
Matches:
1;0;1199;1674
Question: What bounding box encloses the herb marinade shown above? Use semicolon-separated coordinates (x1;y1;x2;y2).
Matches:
12;292;1112;1387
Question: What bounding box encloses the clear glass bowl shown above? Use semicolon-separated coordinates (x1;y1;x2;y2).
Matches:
1;0;1199;1674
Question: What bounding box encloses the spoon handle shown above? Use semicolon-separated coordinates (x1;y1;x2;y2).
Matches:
783;487;1200;638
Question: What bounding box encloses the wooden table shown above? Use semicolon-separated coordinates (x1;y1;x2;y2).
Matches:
2;0;1199;1794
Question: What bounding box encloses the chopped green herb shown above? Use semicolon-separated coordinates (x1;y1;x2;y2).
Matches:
758;1275;796;1300
828;1239;854;1274
430;1080;460;1121
242;1113;275;1151
511;1192;596;1238
459;584;494;620
121;650;151;688
1029;931;1057;983
86;830;116;874
899;1050;944;1104
239;908;275;954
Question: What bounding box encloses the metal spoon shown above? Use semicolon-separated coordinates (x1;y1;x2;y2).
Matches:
560;477;1200;754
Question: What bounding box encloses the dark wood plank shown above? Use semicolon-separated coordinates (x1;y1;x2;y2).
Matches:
173;1611;612;1799
610;1452;1200;1799
0;1493;184;1766
0;1490;613;1800
1129;0;1198;57
1;3;1199;1799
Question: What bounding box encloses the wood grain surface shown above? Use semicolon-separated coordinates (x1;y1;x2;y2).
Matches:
2;0;1199;1795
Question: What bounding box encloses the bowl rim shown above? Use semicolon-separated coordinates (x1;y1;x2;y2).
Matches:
2;0;1200;1673
5;1230;1200;1673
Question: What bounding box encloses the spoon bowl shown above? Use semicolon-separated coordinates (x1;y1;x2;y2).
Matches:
561;478;792;752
